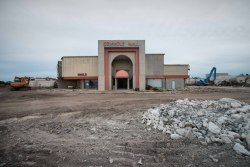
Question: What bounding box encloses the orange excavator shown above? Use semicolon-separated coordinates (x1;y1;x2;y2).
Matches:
246;76;250;87
10;76;31;91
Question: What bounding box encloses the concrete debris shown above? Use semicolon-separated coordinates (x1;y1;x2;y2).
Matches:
170;134;182;140
246;133;250;149
90;128;97;134
109;157;113;164
231;114;242;120
208;122;221;134
0;163;6;167
142;98;250;154
185;129;195;140
220;134;232;144
137;157;143;165
176;128;187;136
233;143;250;156
209;155;219;162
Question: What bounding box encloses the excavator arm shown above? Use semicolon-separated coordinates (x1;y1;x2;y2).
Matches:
196;67;216;86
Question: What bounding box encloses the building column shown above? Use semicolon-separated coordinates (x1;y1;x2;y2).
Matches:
115;78;117;90
127;78;129;90
162;79;166;90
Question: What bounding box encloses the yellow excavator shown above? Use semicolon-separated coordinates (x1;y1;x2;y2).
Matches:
10;76;31;91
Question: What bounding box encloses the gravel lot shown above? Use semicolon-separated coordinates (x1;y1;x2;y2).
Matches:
0;86;250;167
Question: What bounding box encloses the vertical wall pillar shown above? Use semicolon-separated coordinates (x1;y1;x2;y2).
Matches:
127;78;129;90
162;78;166;89
115;78;117;90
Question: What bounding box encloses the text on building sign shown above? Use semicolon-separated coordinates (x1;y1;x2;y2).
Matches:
104;41;139;47
78;73;87;76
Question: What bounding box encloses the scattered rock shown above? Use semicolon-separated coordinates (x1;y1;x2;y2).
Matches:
184;123;194;128
198;136;204;141
168;110;175;117
210;136;223;143
0;163;6;167
233;143;250;156
137;157;143;165
246;133;250;149
109;157;113;164
90;127;96;131
193;131;202;137
147;128;151;131
220;134;232;144
170;134;182;140
217;116;227;125
176;128;187;136
231;102;242;108
241;133;247;140
209;155;219;162
231;114;242;120
178;121;185;128
208;122;221;134
185;129;195;140
197;110;204;116
227;131;240;140
200;141;208;146
131;133;137;137
22;161;36;166
191;154;195;160
205;137;211;144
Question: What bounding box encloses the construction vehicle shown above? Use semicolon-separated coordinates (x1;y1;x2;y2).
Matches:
10;76;31;91
245;76;250;87
196;67;216;86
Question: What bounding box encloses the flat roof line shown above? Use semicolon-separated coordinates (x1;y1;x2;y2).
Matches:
146;53;165;55
62;56;98;59
164;64;189;66
98;39;145;41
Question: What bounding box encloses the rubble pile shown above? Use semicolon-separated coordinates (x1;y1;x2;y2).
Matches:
142;98;250;156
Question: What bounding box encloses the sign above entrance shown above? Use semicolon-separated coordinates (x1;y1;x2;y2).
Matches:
104;41;139;47
98;40;145;90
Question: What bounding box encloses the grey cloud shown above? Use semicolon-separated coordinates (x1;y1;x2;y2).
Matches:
0;0;250;81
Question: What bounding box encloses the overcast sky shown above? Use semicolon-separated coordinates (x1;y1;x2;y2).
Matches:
0;0;250;81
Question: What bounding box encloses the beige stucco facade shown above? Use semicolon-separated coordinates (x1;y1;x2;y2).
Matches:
62;56;98;77
164;65;189;76
145;54;164;75
57;40;189;90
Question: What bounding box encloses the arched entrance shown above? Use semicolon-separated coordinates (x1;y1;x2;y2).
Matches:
115;70;129;89
112;55;133;90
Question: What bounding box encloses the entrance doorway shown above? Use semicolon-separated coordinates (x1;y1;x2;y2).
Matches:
112;55;133;90
172;81;176;89
117;78;127;89
114;70;130;90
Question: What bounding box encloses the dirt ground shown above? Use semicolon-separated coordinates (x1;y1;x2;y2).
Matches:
0;86;250;167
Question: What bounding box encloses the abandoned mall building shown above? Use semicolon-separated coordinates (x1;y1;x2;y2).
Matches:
57;40;189;91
